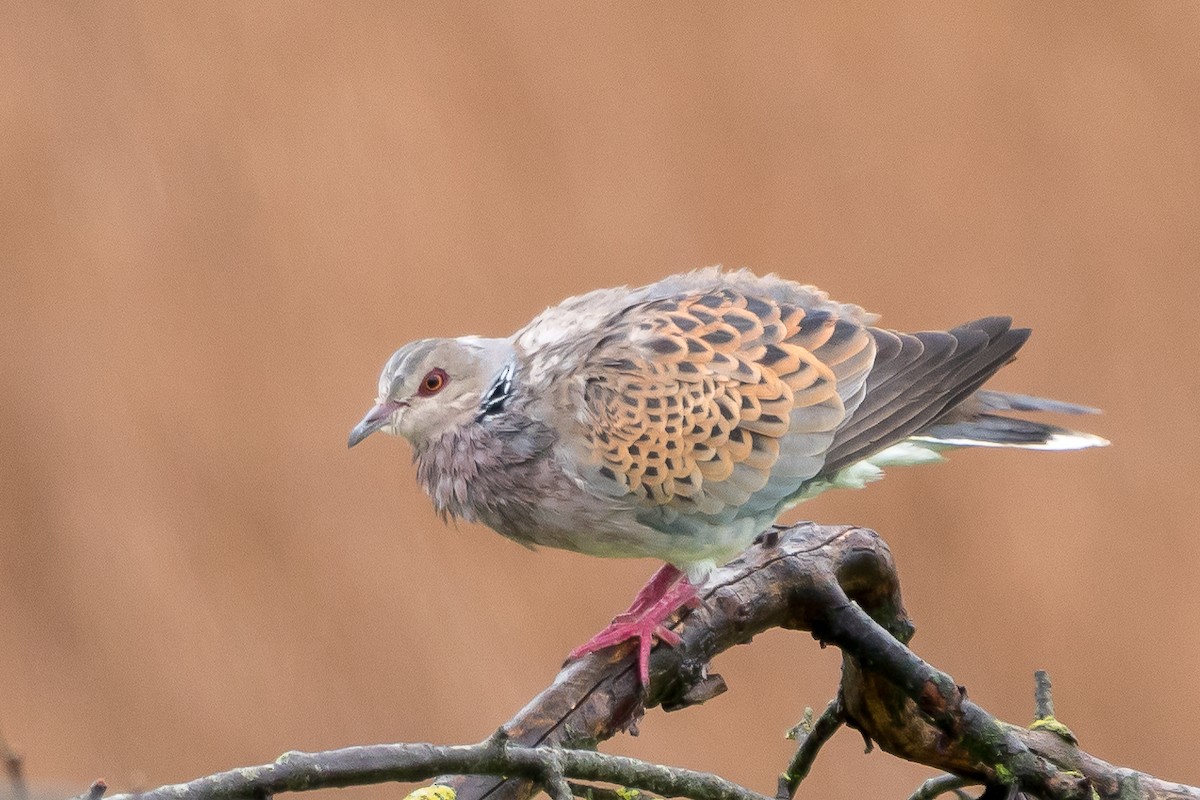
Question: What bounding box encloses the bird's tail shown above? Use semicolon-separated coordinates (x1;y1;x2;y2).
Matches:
909;390;1110;451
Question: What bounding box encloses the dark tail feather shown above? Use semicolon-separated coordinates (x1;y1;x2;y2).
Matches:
913;412;1109;451
973;389;1101;416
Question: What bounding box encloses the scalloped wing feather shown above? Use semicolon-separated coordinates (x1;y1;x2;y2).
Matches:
568;283;877;527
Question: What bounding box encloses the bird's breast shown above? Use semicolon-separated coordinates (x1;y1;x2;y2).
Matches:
414;420;764;568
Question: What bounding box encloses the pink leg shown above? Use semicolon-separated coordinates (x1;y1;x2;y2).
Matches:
568;564;702;686
622;563;687;617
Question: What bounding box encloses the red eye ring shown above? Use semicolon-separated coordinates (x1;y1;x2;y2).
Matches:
418;367;449;397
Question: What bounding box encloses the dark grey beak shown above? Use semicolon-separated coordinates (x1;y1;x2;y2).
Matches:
348;401;402;448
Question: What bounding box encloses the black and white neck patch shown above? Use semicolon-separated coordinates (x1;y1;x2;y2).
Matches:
478;362;515;420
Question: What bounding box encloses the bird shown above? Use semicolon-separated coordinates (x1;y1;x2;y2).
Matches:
348;267;1107;685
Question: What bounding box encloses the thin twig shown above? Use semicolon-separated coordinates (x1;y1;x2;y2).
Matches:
0;725;27;800
68;779;108;800
776;697;843;799
98;742;771;800
1028;670;1077;745
541;754;574;800
1034;671;1054;721
568;781;662;800
908;774;978;800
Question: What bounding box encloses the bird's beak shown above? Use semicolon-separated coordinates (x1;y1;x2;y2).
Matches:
348;400;403;448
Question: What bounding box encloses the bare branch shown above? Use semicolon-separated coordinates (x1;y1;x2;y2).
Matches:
78;523;1200;800
1034;671;1054;721
1026;672;1077;749
435;524;1200;800
97;741;770;800
567;780;661;800
539;752;574;800
776;698;843;799
908;775;978;800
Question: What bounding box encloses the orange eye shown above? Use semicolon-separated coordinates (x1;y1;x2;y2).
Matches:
418;367;449;397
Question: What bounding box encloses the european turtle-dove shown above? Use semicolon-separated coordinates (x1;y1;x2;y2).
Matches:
349;268;1107;685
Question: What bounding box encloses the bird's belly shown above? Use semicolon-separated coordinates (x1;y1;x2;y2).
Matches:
454;436;773;570
487;498;767;570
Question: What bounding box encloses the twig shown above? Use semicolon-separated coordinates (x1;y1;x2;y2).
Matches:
909;775;978;800
98;742;771;800
540;753;574;800
776;697;843;799
567;781;662;800
68;779;108;800
1027;671;1077;746
1034;671;1054;721
0;725;27;800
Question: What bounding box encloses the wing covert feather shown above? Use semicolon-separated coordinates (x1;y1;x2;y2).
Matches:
573;287;875;524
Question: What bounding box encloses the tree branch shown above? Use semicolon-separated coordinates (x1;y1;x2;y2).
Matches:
907;774;977;800
75;523;1199;800
1034;671;1054;721
435;523;1199;800
776;697;844;799
92;739;769;800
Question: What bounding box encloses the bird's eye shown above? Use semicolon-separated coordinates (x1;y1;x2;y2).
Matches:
418;367;449;397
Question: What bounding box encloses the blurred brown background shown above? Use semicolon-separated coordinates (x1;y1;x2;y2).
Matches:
1;2;1198;798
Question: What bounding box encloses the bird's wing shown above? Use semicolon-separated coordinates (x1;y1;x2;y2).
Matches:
565;286;877;525
817;318;1031;475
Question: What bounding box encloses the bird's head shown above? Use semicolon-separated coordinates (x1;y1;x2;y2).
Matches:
348;336;511;450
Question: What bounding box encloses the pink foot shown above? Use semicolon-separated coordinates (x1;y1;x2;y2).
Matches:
568;564;701;686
